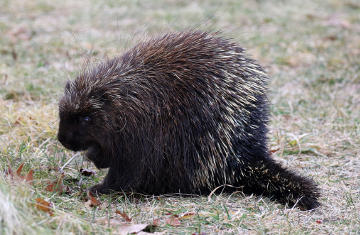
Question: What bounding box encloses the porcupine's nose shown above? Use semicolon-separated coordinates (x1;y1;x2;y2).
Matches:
57;131;70;147
57;131;78;151
57;132;66;145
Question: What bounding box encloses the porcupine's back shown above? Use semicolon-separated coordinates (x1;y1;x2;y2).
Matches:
90;31;269;194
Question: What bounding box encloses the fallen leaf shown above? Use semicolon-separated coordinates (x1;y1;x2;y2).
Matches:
115;210;132;222
115;223;148;235
138;232;166;235
86;192;101;207
165;216;181;227
324;35;338;41
16;163;24;176
98;219;149;232
270;148;280;153
80;168;96;177
7;26;33;43
25;170;34;184
180;212;195;220
305;14;316;20
11;48;17;60
97;217;124;226
48;166;60;172
46;174;65;193
6;165;14;177
152;218;161;226
164;210;177;216
13;117;21;125
97;218;163;234
7;163;34;184
345;2;360;9
326;16;351;29
35;198;53;216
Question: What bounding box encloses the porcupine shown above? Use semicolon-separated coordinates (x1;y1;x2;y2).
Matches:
57;31;320;210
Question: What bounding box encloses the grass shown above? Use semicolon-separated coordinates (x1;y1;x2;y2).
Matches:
0;0;359;234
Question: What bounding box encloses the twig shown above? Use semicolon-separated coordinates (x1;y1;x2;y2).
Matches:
59;152;81;173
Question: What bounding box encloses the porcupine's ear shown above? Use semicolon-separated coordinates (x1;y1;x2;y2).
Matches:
65;81;71;91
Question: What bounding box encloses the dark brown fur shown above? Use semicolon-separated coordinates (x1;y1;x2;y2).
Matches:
58;31;320;210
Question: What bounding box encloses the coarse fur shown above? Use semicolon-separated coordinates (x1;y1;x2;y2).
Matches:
58;31;320;210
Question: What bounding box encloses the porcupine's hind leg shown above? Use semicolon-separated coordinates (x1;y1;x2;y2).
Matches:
233;155;320;210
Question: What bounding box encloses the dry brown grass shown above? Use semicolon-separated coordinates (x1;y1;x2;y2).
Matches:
0;0;359;234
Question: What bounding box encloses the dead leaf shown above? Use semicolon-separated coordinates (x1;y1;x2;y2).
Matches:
270;148;280;153
46;174;65;193
47;166;60;172
324;35;338;41
13;117;23;125
326;16;351;29
115;223;148;235
80;168;96;177
138;232;166;235
165;216;181;227
7;163;34;184
152;218;161;226
164;210;177;216
86;192;101;207
11;48;17;60
6;165;14;178
305;14;316;20
115;210;132;222
7;26;32;42
16;163;24;176
35;198;53;216
98;218;152;234
98;217;165;234
180;212;195;220
345;2;360;9
97;217;124;226
25;170;34;184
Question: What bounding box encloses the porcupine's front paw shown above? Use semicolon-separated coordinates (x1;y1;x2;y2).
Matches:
89;183;113;195
86;145;110;169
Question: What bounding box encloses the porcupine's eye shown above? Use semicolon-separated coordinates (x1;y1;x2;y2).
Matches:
80;116;91;125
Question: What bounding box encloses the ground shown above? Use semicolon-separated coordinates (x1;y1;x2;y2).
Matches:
0;0;359;234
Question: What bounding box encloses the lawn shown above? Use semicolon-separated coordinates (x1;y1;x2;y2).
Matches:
0;0;359;234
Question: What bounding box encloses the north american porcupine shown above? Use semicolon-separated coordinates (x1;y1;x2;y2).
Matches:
57;31;320;210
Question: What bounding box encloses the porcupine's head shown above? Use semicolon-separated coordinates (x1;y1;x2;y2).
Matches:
57;68;115;153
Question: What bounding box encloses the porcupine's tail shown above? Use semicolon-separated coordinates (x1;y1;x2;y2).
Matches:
234;157;320;210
